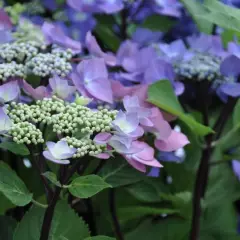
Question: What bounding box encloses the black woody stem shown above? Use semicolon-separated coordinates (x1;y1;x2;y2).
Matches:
109;189;124;240
190;91;238;240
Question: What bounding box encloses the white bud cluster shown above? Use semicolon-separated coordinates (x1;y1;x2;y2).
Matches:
64;136;107;158
0;42;39;62
7;102;32;123
0;62;26;81
26;52;72;77
7;97;118;152
51;47;73;60
9;122;44;145
174;52;229;85
51;102;117;135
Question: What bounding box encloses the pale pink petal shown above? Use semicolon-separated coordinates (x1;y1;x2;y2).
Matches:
95;153;111;159
94;133;112;144
154;130;190;152
125;156;147;172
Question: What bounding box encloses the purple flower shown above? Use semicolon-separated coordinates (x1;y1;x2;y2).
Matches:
0;9;12;30
152;0;182;18
67;0;100;13
108;134;141;154
124;141;162;172
143;59;176;84
85;32;116;66
63;7;96;42
72;58;113;103
0;107;12;134
123;95;153;127
67;0;124;14
42;22;82;53
232;160;240;181
97;0;124;14
132;28;162;46
112;110;144;138
228;42;240;59
43;140;77;164
187;34;227;57
158;39;193;63
0;81;20;103
49;75;76;100
219;55;240;97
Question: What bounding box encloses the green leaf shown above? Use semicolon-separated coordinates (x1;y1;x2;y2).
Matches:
69;175;111;198
0;142;29;156
50;201;90;239
13;206;44;240
14;201;90;240
0;216;16;240
147;80;214;136
221;29;240;47
85;237;115;240
98;157;145;187
94;24;120;52
233;99;240;126
0;192;15;214
142;15;175;32
118;206;179;222
196;0;240;32
180;0;213;34
126;218;190;240
126;179;169;203
0;161;32;206
42;172;61;187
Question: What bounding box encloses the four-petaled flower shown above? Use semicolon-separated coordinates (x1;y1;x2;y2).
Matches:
43;140;77;164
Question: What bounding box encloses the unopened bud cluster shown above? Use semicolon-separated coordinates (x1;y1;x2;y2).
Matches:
0;42;39;62
26;50;72;77
64;136;107;158
0;39;73;81
0;62;25;81
7;97;117;151
9;122;44;145
174;52;230;85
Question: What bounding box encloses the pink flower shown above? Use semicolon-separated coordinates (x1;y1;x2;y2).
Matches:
154;130;190;152
21;80;51;100
124;141;163;172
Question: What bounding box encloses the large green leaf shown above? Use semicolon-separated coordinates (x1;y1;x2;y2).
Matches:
142;15;175;32
98;157;145;187
126;218;190;240
69;175;111;198
196;0;240;32
147;80;214;136
0;142;29;156
85;237;115;240
0;216;16;240
180;0;213;34
14;201;90;240
0;193;14;214
233;99;240;126
0;161;32;206
13;206;44;240
126;178;169;203
118;206;179;222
